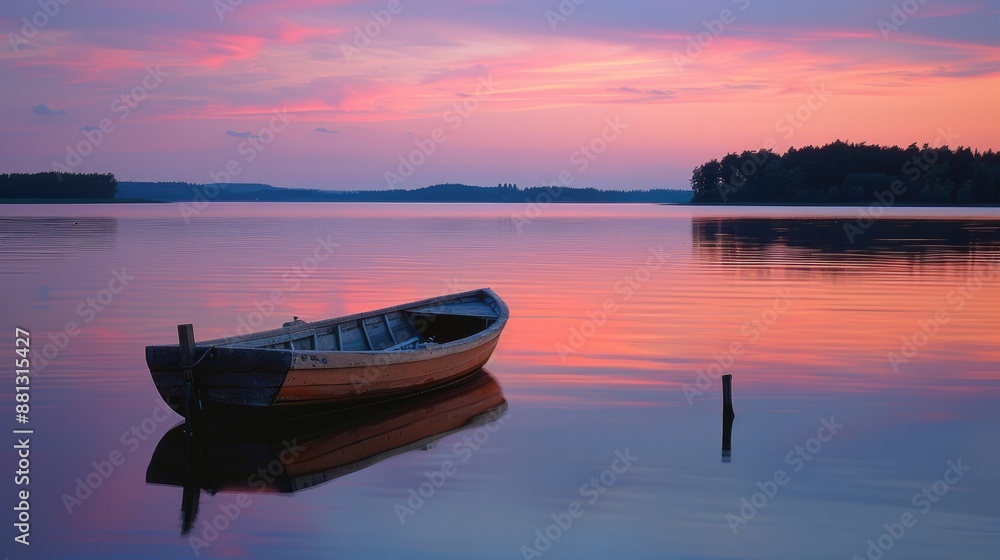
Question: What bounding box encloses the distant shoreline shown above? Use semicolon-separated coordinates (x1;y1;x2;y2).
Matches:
112;181;694;204
1;199;683;205
4;199;1000;207
4;175;691;204
4;199;1000;208
0;198;165;204
4;173;1000;207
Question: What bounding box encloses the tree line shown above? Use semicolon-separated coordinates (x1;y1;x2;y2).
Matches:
690;141;1000;204
0;172;117;200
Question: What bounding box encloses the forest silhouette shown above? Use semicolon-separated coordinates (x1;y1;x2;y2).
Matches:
690;141;1000;204
1;172;117;200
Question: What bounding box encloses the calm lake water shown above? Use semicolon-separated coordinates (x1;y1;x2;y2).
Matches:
1;203;998;559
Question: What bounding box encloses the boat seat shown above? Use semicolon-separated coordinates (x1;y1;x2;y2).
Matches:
385;336;421;351
408;301;497;318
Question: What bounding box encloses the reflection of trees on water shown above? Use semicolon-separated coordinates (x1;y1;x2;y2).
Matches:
692;218;1000;279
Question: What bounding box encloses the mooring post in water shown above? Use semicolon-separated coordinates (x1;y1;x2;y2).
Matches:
722;373;735;419
178;324;198;428
722;373;734;463
722;411;734;463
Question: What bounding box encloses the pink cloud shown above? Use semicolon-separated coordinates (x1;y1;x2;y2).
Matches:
1;2;999;188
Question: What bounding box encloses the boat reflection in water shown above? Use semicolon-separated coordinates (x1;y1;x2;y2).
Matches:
146;369;507;534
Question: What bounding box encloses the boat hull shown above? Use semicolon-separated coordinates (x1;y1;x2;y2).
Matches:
145;288;508;420
278;333;501;402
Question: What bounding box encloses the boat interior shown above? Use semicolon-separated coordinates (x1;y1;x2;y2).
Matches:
236;295;502;352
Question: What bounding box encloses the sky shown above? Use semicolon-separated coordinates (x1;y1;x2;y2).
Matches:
2;0;999;191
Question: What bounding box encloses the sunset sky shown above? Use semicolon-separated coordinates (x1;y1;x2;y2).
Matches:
2;0;999;190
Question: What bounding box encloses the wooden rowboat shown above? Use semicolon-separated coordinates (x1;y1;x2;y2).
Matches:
145;288;509;419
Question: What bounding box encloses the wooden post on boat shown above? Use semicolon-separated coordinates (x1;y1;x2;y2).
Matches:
722;373;734;463
178;324;198;428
